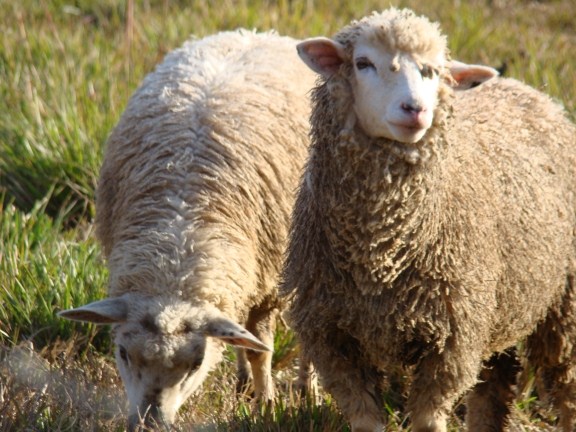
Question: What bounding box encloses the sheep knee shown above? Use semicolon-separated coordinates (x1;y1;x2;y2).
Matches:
409;413;447;432
349;416;385;432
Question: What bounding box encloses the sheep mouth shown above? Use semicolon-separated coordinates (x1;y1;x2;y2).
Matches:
397;124;424;132
391;120;427;132
388;122;428;144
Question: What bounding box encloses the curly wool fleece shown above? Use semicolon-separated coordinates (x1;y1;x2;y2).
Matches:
282;8;576;432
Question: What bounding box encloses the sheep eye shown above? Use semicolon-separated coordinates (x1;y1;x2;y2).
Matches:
185;357;203;380
420;64;437;79
119;346;129;363
192;356;203;371
355;57;374;71
183;322;194;334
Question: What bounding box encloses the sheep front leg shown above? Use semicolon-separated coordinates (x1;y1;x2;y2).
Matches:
408;338;484;432
245;306;278;401
236;347;253;395
304;332;385;432
327;363;385;431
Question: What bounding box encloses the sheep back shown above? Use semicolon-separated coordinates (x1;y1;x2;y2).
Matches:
96;30;316;321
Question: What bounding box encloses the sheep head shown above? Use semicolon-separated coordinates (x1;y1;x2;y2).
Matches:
297;8;498;145
59;295;270;430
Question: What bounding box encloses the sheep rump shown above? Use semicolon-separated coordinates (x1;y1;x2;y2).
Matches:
282;8;576;432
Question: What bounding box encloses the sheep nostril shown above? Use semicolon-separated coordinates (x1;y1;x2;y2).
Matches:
401;102;424;114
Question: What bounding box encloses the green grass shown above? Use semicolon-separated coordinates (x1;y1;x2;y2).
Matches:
0;0;574;430
0;195;110;350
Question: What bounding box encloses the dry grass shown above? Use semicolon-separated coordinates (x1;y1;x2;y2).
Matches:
0;336;562;431
0;339;124;431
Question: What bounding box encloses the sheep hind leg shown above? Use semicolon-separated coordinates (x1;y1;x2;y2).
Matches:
245;306;278;401
465;348;521;432
526;274;576;432
536;365;576;432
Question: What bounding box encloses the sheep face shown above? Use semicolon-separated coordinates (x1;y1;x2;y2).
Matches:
297;10;498;144
298;36;444;144
59;295;270;430
348;37;444;143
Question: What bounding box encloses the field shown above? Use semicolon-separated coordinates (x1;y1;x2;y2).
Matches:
1;0;575;430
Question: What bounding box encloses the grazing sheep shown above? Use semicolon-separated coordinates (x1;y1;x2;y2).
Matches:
282;8;576;432
59;29;316;429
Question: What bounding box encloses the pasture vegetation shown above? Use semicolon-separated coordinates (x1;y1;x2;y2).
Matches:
0;0;574;430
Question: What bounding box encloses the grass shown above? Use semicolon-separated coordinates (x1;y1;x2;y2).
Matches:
0;195;109;350
0;0;574;430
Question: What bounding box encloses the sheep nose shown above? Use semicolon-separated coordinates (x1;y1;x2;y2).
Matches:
128;404;172;431
401;101;424;114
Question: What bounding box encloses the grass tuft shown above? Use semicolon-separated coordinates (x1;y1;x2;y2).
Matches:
0;194;109;350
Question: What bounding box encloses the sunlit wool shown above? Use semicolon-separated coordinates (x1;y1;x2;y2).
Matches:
282;8;576;432
60;29;316;428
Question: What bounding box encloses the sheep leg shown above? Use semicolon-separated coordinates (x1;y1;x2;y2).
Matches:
245;307;278;401
295;351;318;398
303;332;385;431
526;274;576;432
534;364;576;432
331;364;385;431
236;347;253;395
328;364;385;432
408;339;484;432
465;348;521;431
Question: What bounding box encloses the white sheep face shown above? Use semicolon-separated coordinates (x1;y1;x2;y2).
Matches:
59;295;270;430
349;37;443;143
297;36;498;144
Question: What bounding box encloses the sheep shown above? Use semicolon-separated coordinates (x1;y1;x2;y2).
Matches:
281;8;576;432
58;29;316;430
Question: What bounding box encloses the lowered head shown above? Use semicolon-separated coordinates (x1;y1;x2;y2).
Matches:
59;294;270;429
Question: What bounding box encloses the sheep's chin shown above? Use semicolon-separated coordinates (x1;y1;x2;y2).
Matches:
386;123;429;144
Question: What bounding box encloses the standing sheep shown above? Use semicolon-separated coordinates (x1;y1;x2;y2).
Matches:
59;30;316;429
282;8;576;432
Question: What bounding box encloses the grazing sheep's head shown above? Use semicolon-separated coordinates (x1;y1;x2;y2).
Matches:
59;295;270;430
298;8;498;144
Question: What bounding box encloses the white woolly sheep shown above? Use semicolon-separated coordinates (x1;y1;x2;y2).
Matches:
59;29;316;429
282;8;576;432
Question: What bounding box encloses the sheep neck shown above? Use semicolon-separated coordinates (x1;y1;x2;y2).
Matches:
310;121;449;295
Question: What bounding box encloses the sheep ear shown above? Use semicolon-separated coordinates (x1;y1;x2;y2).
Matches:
297;37;347;78
205;318;272;352
447;60;499;90
58;298;128;324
